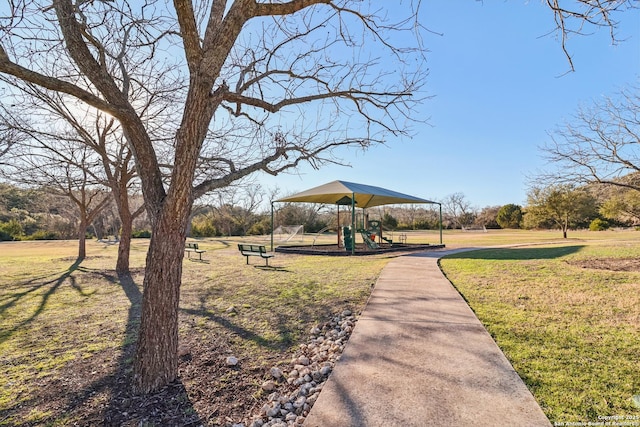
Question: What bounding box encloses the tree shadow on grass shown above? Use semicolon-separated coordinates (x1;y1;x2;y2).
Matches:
1;267;204;426
181;306;296;351
0;257;86;345
442;245;586;261
59;272;204;426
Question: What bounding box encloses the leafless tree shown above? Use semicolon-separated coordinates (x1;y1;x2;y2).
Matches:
0;124;23;161
540;86;640;192
441;192;476;229
0;0;633;394
1;130;112;258
0;81;152;273
211;184;264;236
545;0;637;72
475;205;501;229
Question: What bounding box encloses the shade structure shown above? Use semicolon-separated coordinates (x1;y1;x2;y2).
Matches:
272;180;442;253
275;180;437;208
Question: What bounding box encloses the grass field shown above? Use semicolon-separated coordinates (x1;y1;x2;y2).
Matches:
440;231;640;424
1;229;639;425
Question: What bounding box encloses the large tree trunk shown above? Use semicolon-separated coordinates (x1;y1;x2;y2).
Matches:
133;206;188;393
131;75;212;392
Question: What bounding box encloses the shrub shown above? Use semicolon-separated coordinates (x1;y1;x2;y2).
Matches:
0;219;23;241
247;219;270;236
191;222;217;237
132;229;152;238
497;204;523;229
24;230;60;240
589;218;610;231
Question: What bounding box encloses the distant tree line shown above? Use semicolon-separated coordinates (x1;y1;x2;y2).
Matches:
3;177;638;243
0;183;150;242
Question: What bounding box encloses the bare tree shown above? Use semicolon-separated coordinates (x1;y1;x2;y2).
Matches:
541;86;640;191
0;82;150;273
1;134;111;258
0;1;429;392
475;205;501;229
545;0;637;72
0;0;633;394
0;124;23;161
211;184;264;236
441;192;476;229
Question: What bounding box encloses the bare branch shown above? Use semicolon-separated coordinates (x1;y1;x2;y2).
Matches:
545;0;637;71
538;85;640;192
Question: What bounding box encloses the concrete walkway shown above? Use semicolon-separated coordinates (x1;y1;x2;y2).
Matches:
303;249;552;427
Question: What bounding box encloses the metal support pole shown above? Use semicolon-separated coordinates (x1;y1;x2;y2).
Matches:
337;205;341;247
351;193;355;255
439;203;443;245
270;202;274;251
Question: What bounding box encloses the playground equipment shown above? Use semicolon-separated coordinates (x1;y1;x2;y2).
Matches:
342;226;354;251
312;226;334;247
272;180;443;253
364;219;394;245
358;229;379;249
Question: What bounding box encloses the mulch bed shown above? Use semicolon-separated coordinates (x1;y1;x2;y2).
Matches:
6;328;290;427
275;243;443;256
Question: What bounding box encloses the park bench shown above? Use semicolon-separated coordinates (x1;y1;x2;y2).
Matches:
185;242;206;261
237;244;274;266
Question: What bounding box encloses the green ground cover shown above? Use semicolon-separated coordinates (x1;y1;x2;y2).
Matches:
439;236;640;423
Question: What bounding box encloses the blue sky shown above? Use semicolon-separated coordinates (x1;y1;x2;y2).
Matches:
257;1;639;209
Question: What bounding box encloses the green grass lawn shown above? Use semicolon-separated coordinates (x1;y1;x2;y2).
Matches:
1;230;639;425
439;236;640;423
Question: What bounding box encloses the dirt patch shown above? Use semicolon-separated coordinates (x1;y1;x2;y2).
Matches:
567;257;640;272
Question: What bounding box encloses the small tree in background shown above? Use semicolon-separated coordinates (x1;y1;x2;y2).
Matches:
382;212;398;230
441;192;476;229
497;204;524;229
599;189;640;226
525;185;598;238
475;205;501;229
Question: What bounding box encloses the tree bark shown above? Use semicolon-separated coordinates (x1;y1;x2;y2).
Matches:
0;0;436;395
133;205;189;393
116;205;132;274
133;101;198;390
78;219;87;260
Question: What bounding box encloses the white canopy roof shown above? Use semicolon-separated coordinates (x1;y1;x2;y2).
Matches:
276;180;437;209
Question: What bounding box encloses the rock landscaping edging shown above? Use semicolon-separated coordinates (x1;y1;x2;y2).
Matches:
234;309;357;427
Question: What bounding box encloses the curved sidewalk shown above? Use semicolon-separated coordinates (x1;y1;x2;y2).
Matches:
303;249;552;427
